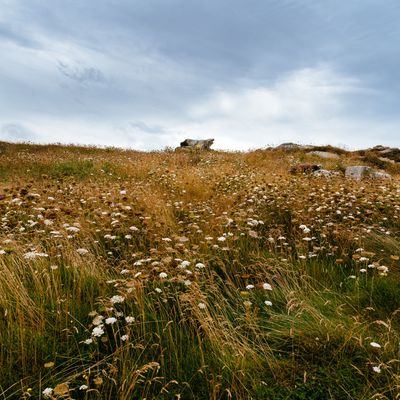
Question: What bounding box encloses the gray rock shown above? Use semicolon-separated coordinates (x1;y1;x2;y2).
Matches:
313;169;340;177
179;138;214;150
307;151;340;159
345;166;392;180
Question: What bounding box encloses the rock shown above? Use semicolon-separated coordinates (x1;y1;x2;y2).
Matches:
345;166;392;180
313;169;340;177
277;143;310;151
290;164;321;174
307;151;340;159
179;138;214;150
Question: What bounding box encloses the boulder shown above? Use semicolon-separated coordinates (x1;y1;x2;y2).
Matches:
313;169;340;177
179;138;214;150
345;166;392;180
307;151;340;159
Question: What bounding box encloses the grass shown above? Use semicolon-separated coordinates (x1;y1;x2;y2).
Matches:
0;141;399;399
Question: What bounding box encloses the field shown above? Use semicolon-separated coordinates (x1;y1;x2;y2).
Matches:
0;141;400;399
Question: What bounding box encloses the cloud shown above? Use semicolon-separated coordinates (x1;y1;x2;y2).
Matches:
57;62;106;85
1;123;37;142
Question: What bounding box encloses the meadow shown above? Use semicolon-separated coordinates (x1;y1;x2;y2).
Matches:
0;141;399;399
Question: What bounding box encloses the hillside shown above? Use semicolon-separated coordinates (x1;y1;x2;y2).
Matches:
0;141;400;399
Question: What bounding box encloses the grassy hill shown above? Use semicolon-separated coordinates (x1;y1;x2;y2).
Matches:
0;141;399;399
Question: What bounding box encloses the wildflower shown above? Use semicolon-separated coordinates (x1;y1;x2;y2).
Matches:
121;334;129;341
110;295;125;304
121;269;129;275
125;316;135;324
217;236;226;242
195;263;205;269
159;272;168;279
372;366;381;373
155;287;162;293
198;302;207;309
105;317;117;325
243;300;252;307
263;283;272;291
42;388;53;398
360;269;367;273
79;385;88;390
84;338;93;345
246;284;255;290
370;342;381;349
264;300;273;306
92;326;105;337
180;260;191;268
124;235;132;239
76;248;89;255
184;280;192;286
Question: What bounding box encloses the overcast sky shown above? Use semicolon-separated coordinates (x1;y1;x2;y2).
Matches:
0;1;399;150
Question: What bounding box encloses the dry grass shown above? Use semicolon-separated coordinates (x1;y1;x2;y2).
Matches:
0;141;399;399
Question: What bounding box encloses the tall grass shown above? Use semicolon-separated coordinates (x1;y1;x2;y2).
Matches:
0;142;399;399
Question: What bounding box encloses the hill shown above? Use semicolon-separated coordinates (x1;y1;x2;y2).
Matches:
0;141;399;399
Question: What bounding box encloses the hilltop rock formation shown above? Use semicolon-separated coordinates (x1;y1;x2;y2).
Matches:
345;166;392;180
178;139;214;150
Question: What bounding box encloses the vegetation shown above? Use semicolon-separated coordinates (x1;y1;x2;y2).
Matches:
0;141;399;399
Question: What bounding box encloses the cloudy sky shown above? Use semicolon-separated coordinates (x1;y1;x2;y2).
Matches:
0;0;399;150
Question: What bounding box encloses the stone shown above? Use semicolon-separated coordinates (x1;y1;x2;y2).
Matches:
307;151;340;159
345;166;392;180
179;138;214;150
313;169;340;177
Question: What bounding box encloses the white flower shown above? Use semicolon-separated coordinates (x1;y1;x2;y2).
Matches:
263;283;272;291
76;248;89;255
121;334;129;341
184;280;192;286
121;269;130;275
155;287;162;293
105;317;117;325
125;316;135;324
110;295;125;304
360;269;367;273
180;260;191;268
92;326;105;337
243;300;252;307
198;302;207;309
84;338;93;345
264;300;273;306
120;190;127;195
79;384;88;390
246;284;255;290
195;263;205;269
42;388;53;398
370;342;381;349
66;226;80;233
217;236;226;242
372;366;381;373
124;235;132;239
159;272;168;279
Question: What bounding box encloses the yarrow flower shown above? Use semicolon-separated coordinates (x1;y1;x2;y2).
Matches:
76;248;89;255
264;300;273;306
125;316;135;324
121;334;129;341
79;384;88;390
84;338;93;345
155;287;162;293
263;283;272;291
246;284;255;290
198;302;207;309
92;326;105;337
110;295;125;304
372;366;381;373
42;388;53;398
159;272;168;279
370;342;381;349
105;317;117;325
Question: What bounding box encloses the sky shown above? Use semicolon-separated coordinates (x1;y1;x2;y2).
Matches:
0;0;399;151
